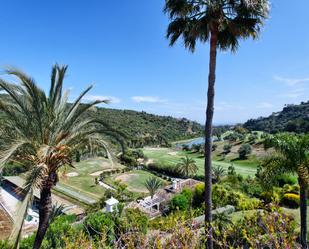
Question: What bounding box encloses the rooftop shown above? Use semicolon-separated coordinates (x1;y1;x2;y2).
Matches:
105;197;119;206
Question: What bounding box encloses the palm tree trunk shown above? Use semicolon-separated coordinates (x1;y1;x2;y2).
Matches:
204;28;218;249
299;178;308;248
33;186;52;249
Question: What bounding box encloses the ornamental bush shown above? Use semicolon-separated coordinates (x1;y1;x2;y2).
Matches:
170;194;190;211
281;193;300;208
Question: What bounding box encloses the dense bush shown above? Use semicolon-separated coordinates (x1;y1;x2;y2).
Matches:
147;163;181;178
169;189;193;211
193;183;205;207
260;191;280;204
118;208;148;234
238;143;252;159
223;144;232;154
20;215;77;249
212;184;261;211
83;211;115;242
2;162;30;176
213;204;299;248
275;174;297;187
281;193;300;208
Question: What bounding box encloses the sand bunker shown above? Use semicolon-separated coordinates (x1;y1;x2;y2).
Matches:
66;172;79;177
90;171;103;176
168;151;178;156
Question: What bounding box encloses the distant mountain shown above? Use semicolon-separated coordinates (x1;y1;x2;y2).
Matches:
243;101;309;133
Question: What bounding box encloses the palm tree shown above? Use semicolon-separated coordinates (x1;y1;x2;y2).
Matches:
176;156;198;177
261;133;309;248
144;177;163;199
49;203;65;223
212;166;225;183
0;65;124;249
164;1;269;247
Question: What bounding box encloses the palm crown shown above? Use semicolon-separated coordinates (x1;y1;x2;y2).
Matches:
0;65;124;246
164;0;269;52
177;156;198;177
145;177;163;199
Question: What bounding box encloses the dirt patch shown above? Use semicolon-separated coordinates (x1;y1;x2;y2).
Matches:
66;172;79;177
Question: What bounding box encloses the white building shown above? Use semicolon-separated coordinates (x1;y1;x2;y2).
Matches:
105;197;119;213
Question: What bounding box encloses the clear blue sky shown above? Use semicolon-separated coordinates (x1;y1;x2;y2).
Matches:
1;1;308;124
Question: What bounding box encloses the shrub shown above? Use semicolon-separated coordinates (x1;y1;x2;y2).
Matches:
147;163;181;178
119;208;148;234
84;211;115;242
240;181;263;198
282;184;300;195
281;193;300;208
223;144;232;154
181;188;193;202
276;174;297;187
182;144;190;151
238;143;252;159
212;184;261;210
170;194;189;211
193;183;205;207
260;191;280;204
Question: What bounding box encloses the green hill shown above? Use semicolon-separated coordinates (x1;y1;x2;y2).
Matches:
0;94;203;147
244;101;309;133
95;108;203;147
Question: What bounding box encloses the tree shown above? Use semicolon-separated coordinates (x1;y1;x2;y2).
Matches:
212;166;225;183
176;156;198;177
144;177;163;199
0;65;123;249
223;144;232;154
192;143;202;153
261;133;309;248
164;1;269;247
228;163;236;176
238;143;252;159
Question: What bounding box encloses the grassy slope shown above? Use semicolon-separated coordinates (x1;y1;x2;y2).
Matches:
143;147;258;177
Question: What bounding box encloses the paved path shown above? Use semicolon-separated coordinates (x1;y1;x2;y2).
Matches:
98;181;115;191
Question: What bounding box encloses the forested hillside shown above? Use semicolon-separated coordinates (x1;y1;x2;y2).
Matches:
0;94;203;147
95;108;203;147
244;101;309;133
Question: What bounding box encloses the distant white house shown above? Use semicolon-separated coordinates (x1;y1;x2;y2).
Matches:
105;197;119;212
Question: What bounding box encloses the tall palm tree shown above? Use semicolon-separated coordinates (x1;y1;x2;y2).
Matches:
0;65;124;249
164;1;269;247
144;176;163;199
261;133;309;248
176;156;198;177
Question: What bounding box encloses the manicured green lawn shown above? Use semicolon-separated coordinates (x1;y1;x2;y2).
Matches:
110;170;166;193
59;157;124;199
143;147;257;177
